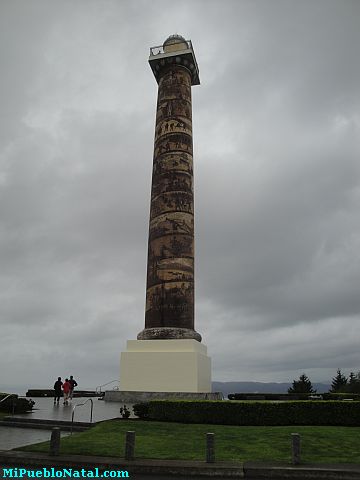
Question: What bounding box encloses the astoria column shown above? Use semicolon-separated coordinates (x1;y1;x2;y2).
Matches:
119;35;211;395
138;35;201;342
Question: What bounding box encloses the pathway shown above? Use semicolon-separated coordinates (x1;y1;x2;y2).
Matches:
0;396;127;450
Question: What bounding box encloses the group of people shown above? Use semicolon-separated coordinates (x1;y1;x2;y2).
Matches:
53;375;78;405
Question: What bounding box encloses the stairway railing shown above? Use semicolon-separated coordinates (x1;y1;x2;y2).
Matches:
71;398;93;435
0;393;17;415
95;380;119;394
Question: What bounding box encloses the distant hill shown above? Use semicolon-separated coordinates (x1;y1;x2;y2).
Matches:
212;381;331;397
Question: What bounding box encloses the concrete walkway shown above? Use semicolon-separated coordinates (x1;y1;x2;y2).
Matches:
13;396;126;423
0;428;67;451
0;396;122;449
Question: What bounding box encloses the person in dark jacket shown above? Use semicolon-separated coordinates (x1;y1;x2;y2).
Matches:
69;375;78;400
53;377;62;404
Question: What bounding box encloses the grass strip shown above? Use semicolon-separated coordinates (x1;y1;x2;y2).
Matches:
18;419;360;463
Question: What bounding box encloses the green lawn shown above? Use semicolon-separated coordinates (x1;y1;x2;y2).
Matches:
18;419;360;464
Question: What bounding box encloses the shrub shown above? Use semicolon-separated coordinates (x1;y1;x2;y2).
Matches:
0;393;35;414
120;405;131;419
322;392;360;401
146;400;360;426
228;393;310;401
133;402;150;419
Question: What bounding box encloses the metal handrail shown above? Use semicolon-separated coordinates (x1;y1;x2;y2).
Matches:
0;394;17;415
95;380;119;394
71;398;93;435
0;394;16;404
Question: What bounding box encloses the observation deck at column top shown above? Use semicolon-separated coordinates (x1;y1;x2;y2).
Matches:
149;34;200;86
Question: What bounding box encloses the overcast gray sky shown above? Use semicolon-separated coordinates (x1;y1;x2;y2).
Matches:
1;0;359;392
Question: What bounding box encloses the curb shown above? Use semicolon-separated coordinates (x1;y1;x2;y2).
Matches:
0;451;244;477
0;417;91;433
244;461;360;479
0;422;87;432
1;451;360;479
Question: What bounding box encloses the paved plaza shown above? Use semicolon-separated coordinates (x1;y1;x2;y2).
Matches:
0;396;126;450
14;396;125;423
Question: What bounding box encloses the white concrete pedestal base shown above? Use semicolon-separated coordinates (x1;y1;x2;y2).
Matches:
120;339;211;393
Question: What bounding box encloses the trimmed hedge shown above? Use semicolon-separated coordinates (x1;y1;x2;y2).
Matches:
133;402;150;419
228;393;360;401
228;393;311;401
323;393;360;401
135;400;360;426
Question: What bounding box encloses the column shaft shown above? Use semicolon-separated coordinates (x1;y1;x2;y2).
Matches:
138;65;200;341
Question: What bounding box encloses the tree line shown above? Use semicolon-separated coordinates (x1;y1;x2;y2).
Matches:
288;369;360;394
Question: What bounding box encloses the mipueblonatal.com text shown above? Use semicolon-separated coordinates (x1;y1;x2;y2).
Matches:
1;467;129;478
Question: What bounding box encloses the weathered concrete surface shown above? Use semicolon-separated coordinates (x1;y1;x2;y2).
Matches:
104;390;222;402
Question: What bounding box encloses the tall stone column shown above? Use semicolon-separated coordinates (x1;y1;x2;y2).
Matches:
119;36;211;396
138;35;201;342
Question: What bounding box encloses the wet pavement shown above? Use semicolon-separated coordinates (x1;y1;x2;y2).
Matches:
13;396;128;423
0;397;131;450
0;428;69;450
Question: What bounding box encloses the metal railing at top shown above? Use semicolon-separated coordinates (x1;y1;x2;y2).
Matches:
71;398;93;435
95;380;119;394
149;40;199;81
150;40;193;57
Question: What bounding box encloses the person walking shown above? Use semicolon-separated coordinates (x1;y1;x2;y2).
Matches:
69;375;78;400
62;378;71;405
53;377;62;404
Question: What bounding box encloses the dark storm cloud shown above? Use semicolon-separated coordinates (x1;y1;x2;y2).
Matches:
1;0;359;389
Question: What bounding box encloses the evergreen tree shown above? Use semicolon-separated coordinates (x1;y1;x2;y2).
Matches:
349;372;356;386
288;374;316;394
347;371;360;393
330;368;348;393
